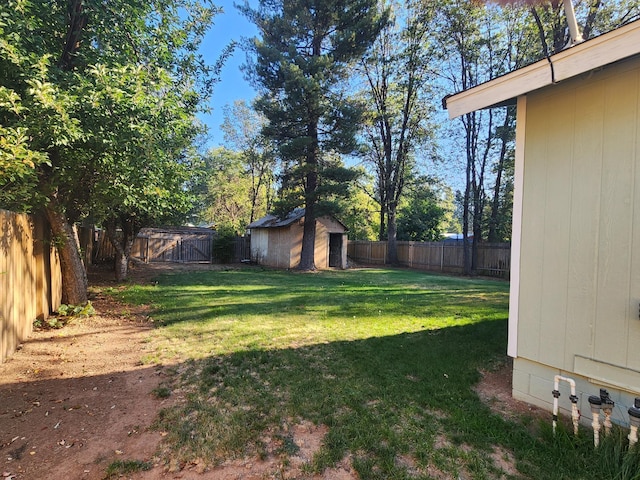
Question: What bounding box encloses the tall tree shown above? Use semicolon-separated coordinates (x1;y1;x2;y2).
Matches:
396;175;446;242
436;1;535;273
0;0;224;294
361;0;436;264
220;100;276;224
200;147;256;232
243;0;386;270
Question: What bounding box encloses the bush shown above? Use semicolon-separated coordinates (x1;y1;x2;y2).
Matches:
212;225;238;263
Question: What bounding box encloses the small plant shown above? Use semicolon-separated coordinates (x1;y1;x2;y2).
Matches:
33;317;65;329
152;385;172;399
103;459;152;478
57;301;96;317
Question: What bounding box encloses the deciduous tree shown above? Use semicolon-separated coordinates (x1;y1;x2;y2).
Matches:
360;0;436;264
0;0;224;294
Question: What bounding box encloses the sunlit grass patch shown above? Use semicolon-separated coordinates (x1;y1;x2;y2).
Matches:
105;267;640;479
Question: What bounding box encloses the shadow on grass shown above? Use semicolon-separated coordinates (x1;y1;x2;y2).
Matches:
154;320;568;479
116;269;509;327
155;320;640;480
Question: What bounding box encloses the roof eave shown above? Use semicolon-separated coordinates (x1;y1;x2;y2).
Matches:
444;20;640;119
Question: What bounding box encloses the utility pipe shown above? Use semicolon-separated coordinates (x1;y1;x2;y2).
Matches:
588;395;602;447
628;398;640;448
599;389;615;438
563;0;584;47
552;375;580;436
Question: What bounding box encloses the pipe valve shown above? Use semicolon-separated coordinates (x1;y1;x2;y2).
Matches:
588;395;602;447
628;398;640;447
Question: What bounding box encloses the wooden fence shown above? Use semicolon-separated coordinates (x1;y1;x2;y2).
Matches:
95;228;251;264
348;240;511;278
0;210;62;363
95;227;216;263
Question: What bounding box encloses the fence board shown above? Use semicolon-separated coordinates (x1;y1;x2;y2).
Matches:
0;210;62;363
348;240;510;278
95;228;216;263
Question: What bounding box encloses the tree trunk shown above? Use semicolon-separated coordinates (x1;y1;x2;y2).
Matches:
387;202;398;265
105;218;136;281
378;203;386;241
45;204;88;305
298;200;317;271
114;250;128;282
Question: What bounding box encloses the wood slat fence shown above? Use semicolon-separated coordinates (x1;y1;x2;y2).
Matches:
95;228;216;263
95;228;251;264
348;240;511;278
1;209;62;363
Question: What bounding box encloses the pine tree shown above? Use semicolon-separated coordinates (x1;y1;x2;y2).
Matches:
243;0;387;270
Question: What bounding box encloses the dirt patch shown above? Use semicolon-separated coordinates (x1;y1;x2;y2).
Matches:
0;291;168;479
475;358;545;424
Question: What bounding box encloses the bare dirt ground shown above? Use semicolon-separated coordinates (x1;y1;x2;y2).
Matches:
0;263;538;480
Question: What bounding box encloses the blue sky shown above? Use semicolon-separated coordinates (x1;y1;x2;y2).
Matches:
199;0;259;148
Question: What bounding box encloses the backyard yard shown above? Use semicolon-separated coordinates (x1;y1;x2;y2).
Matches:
1;264;638;479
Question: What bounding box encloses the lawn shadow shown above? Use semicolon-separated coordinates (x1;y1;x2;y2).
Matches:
155;320;529;479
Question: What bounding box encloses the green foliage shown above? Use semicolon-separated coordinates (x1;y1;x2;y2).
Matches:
33;301;95;330
33;317;65;330
218;100;277;225
397;176;446;241
339;176;379;241
57;301;96;318
243;0;386;267
0;0;224;287
199;147;255;232
212;224;239;263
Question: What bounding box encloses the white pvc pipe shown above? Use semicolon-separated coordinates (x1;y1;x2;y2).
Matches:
563;0;584;46
591;409;601;447
602;405;613;437
553;375;580;436
629;424;638;447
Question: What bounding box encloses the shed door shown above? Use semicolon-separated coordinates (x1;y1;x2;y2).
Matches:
329;233;342;268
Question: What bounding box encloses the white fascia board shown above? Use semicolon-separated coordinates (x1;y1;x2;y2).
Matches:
446;60;550;119
445;20;640;119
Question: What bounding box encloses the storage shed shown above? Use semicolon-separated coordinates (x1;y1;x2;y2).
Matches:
247;209;348;270
445;20;640;424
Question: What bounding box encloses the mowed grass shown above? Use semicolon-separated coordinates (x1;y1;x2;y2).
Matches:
106;267;640;479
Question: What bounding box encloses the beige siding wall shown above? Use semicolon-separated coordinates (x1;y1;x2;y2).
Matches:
314;219;330;269
515;56;640;405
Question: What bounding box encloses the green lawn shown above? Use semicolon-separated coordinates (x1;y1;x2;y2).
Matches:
106;266;640;479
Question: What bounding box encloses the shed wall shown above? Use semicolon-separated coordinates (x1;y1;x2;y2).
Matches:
250;229;269;265
249;216;346;270
514;56;640;412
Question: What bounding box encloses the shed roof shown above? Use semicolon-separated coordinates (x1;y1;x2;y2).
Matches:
444;19;640;119
247;208;305;229
247;209;348;231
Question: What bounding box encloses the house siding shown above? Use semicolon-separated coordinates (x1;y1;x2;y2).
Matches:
514;55;640;417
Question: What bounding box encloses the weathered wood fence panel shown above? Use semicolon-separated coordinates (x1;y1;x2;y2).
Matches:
348;241;387;265
0;210;62;363
95;228;215;263
348;240;510;278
